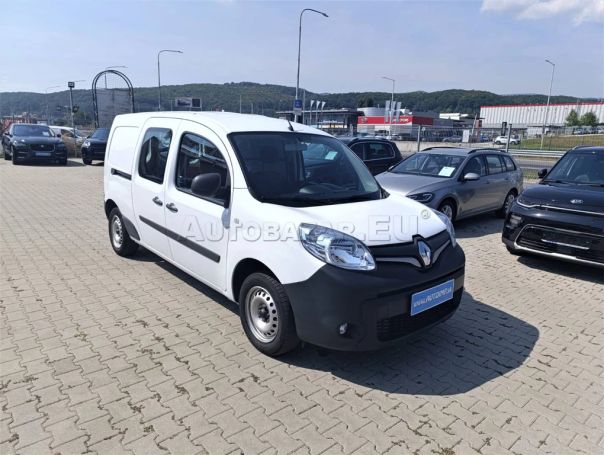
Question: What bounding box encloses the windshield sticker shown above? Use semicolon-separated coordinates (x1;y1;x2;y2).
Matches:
438;166;455;177
324;151;338;160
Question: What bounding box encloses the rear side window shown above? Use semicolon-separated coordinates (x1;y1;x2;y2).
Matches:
349;143;364;159
175;133;230;205
139;128;172;184
366;142;395;160
502;155;516;171
486;155;504;174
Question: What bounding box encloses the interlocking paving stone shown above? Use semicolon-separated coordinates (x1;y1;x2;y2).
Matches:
1;160;602;453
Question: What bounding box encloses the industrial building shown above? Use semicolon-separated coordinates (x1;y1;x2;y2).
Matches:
480;101;604;129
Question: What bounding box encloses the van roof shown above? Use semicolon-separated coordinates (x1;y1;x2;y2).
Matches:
112;112;329;136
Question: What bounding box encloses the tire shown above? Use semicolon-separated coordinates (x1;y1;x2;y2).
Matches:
438;199;456;222
108;208;138;257
239;272;299;356
83;157;92;165
12;148;20;165
60;158;68;166
496;190;517;218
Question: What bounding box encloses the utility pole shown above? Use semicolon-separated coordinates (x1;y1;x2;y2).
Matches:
541;59;556;150
157;49;183;111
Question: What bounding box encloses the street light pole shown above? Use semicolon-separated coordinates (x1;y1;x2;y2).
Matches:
67;80;84;157
541;59;556;150
295;8;328;122
382;76;395;124
157;49;183;111
45;85;61;124
105;65;127;89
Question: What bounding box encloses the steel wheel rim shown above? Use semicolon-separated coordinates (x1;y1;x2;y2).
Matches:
440;204;453;220
111;216;124;248
245;286;278;343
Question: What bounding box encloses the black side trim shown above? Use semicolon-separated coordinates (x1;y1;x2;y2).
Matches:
122;215;140;241
111;168;132;180
139;216;220;263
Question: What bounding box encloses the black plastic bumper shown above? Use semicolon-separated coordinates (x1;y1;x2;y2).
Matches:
503;201;604;267
81;146;106;160
14;149;66;161
284;244;465;351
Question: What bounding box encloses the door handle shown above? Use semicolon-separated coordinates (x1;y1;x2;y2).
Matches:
166;203;178;213
152;196;163;206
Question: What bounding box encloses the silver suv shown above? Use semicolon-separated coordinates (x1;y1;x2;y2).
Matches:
376;147;523;221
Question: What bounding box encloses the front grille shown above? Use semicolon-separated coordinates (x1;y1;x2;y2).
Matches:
517;226;604;264
370;230;450;262
89;143;106;153
30;143;54;152
376;288;462;342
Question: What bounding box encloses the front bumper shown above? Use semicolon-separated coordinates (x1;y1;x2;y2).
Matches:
284;242;465;351
14;148;67;161
81;145;106;160
503;202;604;268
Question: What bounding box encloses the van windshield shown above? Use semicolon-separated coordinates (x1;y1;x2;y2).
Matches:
229;132;383;207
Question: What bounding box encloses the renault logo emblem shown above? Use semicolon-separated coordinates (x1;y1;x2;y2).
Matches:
418;240;432;267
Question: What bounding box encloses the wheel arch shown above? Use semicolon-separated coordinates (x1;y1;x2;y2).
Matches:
104;199;118;219
231;258;277;304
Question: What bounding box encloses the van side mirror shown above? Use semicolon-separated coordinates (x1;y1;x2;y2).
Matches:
537;168;548;179
462;172;480;181
191;173;221;198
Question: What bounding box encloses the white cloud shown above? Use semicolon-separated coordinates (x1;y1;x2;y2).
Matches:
481;0;604;24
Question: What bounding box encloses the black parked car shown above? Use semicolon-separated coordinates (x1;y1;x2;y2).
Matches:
81;128;109;165
2;123;68;165
338;137;402;175
502;146;604;268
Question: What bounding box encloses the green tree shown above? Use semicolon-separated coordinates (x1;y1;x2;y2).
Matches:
579;111;598;127
565;109;579;126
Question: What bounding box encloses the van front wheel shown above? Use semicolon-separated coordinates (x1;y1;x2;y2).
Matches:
239;273;299;356
108;208;138;257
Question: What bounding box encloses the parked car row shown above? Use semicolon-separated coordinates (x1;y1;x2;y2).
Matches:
1;123;109;165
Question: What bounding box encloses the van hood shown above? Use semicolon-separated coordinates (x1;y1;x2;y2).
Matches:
257;192;447;246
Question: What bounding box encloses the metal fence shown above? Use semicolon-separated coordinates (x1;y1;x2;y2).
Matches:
385;124;604;183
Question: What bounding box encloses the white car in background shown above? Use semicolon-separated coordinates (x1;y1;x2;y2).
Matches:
494;135;520;145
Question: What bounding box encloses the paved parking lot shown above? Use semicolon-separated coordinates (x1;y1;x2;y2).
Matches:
1;159;603;455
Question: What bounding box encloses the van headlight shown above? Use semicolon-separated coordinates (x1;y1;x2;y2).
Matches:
433;210;457;248
298;224;376;271
82;140;91;148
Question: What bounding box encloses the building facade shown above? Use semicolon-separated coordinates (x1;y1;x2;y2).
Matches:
480;102;604;129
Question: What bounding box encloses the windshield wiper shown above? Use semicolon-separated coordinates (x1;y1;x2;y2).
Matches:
542;179;570;184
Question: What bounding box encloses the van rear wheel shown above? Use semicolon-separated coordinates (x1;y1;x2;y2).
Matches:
239;273;299;356
108;208;138;257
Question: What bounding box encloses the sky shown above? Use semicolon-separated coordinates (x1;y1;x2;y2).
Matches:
1;0;603;98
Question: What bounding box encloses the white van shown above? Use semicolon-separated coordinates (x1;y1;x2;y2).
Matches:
104;112;465;356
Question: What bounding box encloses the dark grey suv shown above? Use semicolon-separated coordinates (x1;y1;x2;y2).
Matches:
376;147;523;221
338;137;402;175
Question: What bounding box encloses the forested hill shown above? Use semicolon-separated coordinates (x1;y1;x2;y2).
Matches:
0;81;589;125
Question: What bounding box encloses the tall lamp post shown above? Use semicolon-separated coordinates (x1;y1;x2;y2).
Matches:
105;65;127;89
45;85;61;124
540;59;556;150
382;76;395;124
67;80;85;158
157;49;183;111
295;8;328;122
